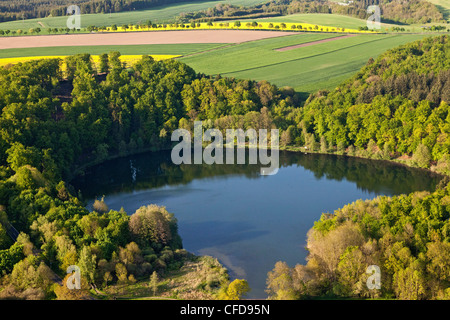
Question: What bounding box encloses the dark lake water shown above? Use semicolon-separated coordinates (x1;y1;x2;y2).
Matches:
71;150;443;298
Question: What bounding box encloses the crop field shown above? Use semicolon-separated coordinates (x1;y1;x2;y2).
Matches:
0;30;431;95
179;33;430;94
0;0;268;32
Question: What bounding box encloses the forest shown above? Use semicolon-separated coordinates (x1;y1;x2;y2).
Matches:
0;35;448;300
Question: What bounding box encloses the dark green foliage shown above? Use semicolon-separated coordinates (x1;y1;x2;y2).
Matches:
0;243;24;275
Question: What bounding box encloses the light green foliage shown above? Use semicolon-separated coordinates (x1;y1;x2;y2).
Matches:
217;279;250;300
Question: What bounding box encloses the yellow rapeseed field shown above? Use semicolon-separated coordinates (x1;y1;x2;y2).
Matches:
0;54;180;69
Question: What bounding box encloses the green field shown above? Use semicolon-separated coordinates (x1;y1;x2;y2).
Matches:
0;0;268;32
0;43;228;58
179;33;430;94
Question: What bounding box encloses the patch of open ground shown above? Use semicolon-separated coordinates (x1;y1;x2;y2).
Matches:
0;30;294;50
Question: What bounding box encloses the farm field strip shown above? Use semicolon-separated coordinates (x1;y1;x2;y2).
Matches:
0;30;295;49
0;43;229;59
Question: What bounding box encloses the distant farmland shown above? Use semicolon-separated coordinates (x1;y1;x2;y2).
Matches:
0;27;433;95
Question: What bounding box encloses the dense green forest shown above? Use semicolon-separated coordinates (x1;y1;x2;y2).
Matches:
183;0;445;25
0;51;296;299
0;0;209;22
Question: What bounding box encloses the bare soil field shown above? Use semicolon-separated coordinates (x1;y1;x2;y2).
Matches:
275;34;357;52
0;30;294;50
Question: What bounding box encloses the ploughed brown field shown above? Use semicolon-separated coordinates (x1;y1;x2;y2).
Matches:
0;30;294;49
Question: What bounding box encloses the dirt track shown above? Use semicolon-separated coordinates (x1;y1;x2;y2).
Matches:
275;34;357;52
0;30;294;50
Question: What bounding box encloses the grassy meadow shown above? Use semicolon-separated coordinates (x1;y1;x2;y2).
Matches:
0;0;445;96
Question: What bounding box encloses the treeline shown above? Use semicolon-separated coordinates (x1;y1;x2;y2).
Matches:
0;52;296;299
182;0;444;25
0;0;207;22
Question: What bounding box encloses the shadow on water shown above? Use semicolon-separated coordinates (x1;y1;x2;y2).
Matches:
72;150;442;199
